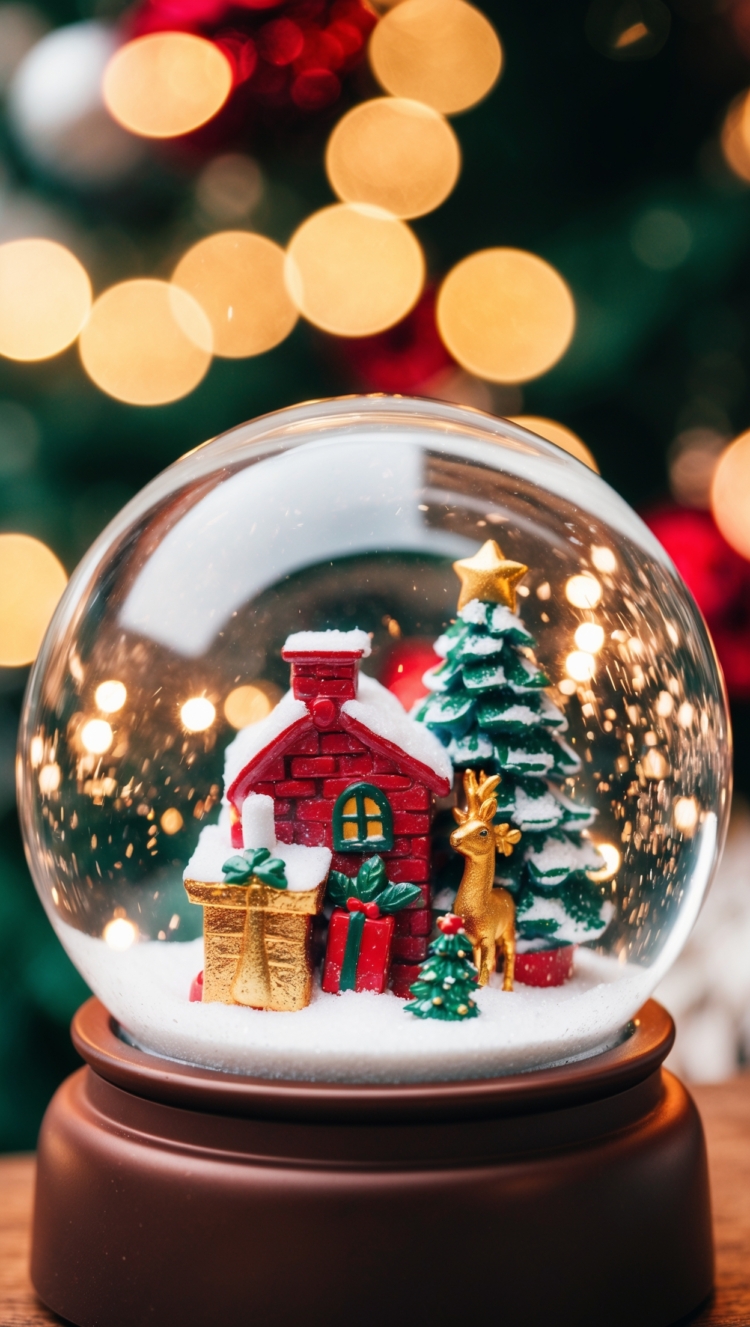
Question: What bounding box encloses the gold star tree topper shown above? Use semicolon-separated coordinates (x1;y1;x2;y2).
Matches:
453;540;528;612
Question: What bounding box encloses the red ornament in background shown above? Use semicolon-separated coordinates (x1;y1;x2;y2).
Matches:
336;289;454;394
127;0;377;134
380;638;442;712
644;504;750;699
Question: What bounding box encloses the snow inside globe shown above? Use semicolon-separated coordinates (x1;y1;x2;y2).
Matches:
17;396;730;1083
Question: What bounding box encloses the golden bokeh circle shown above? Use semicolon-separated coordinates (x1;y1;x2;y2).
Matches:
160;808;184;835
79;279;212;406
509;415;598;472
224;681;282;729
172;231;297;359
103;32;233;139
0;534;67;667
285;204;425;337
437;248;575;383
325;97;461;219
369;0;502;115
721;92;750;184
0;239;91;362
711;430;750;560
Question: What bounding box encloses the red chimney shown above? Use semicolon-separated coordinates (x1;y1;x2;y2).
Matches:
281;630;372;729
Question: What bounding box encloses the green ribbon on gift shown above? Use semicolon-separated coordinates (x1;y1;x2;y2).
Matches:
222;846;288;890
340;908;367;992
327;856;422;993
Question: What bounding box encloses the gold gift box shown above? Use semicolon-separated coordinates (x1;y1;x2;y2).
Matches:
184;876;326;1013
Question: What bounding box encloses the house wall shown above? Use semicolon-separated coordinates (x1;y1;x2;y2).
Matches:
241;726;433;980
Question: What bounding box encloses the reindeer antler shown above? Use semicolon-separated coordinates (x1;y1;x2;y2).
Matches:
453;769;502;825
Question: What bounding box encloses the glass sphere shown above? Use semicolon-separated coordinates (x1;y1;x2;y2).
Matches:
18;396;730;1082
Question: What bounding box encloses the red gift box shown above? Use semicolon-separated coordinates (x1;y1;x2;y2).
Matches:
322;906;395;994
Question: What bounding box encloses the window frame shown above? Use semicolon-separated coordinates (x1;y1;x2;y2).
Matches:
332;781;394;853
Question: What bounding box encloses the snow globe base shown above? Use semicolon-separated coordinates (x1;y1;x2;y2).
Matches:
31;997;712;1327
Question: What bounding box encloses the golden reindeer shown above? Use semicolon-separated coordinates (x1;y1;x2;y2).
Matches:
451;770;522;989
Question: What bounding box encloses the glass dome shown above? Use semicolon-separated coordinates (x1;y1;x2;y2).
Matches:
17;396;731;1082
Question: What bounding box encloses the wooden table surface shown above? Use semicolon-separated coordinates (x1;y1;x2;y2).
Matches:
0;1075;749;1326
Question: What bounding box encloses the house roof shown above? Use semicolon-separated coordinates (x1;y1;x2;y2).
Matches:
224;673;452;806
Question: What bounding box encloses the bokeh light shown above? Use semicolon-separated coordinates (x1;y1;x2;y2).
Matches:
565;573;602;608
369;0;502;115
172;231;297;359
510;415;598;471
325;97;460;219
721;93;750;184
0;238;91;362
103;32;232;139
160;808;184;835
285;203;424;336
574;622;605;652
103;916;137;950
95;679;127;713
587;842;621;882
38;763;61;795
79;279;212;406
195;153;263;223
711;430;750;560
591;545;617;573
565;650;596;682
436;248;575;383
181;697;216;731
585;0;671;61
641;747;670;780
224;682;282;729
673;796;699;836
0;534;67;667
80;718;113;754
630;208;691;271
8;20;144;187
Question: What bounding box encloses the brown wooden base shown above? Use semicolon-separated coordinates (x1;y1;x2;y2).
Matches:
31;998;713;1327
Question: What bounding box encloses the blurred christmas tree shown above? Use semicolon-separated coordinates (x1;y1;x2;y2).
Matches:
2;0;750;1146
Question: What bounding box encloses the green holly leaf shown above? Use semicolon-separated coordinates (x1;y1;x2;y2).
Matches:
222;854;255;882
376;883;422;913
222;846;287;888
254;857;288;890
326;870;354;907
356;855;388;901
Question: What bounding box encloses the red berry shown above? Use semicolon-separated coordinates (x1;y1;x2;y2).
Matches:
437;913;464;935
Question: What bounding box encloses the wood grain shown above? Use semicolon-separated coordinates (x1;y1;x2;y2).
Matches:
0;1074;748;1326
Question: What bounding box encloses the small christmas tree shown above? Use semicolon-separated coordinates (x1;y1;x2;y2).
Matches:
406;914;479;1020
414;541;610;971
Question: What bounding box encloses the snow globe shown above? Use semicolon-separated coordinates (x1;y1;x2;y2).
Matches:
21;397;728;1327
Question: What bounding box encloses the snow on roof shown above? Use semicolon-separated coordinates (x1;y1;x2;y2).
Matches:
223;667;453;804
342;673;452;794
282;628;372;657
185;823;331;893
224;689;309;795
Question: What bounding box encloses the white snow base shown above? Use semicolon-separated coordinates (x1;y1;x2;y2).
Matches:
59;921;655;1084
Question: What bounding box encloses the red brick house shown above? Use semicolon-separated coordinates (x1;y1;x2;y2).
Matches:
222;630;452;995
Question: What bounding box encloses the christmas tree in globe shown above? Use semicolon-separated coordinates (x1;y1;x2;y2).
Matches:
414;541;611;985
406;914;479;1020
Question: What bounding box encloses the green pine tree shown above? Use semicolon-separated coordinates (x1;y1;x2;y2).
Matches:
406;916;479;1020
414;575;611;961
